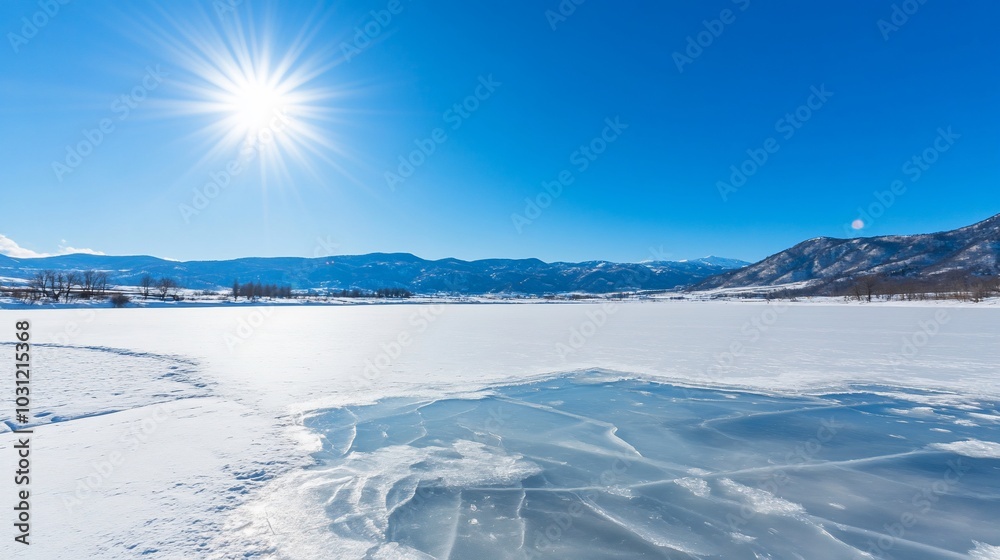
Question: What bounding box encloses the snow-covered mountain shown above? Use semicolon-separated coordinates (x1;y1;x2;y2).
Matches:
694;213;1000;293
0;252;749;295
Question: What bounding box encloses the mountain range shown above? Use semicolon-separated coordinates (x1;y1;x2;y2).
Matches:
0;252;748;295
694;213;1000;294
2;213;997;297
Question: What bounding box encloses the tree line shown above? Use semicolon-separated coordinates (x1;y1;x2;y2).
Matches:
138;274;183;301
2;270;184;305
11;269;111;303
3;272;417;306
330;287;413;298
843;272;1000;303
231;280;294;301
228;282;412;301
700;271;999;303
750;271;1000;303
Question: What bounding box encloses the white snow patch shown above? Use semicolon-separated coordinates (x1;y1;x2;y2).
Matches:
930;439;1000;459
718;479;804;516
889;406;936;417
675;477;711;497
730;532;757;543
970;541;1000;560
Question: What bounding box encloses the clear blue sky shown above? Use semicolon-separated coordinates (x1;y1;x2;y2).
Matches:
1;0;997;263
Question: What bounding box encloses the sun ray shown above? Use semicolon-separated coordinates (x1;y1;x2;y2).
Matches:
127;1;357;198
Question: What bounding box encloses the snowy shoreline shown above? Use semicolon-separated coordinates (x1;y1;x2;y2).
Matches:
2;293;998;311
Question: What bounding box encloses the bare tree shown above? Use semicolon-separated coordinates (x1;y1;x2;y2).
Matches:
879;273;898;301
28;273;46;300
80;269;108;298
157;277;178;301
82;269;96;298
41;271;56;300
140;274;154;300
44;271;68;302
65;271;82;300
14;287;40;305
95;272;109;296
860;275;878;303
851;279;863;302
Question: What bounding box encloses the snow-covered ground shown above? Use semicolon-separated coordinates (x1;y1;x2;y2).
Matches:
1;302;998;558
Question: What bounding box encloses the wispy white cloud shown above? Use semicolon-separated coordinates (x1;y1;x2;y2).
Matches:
58;239;105;256
0;234;46;258
0;234;105;258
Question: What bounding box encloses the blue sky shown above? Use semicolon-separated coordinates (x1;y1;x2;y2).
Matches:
1;0;997;263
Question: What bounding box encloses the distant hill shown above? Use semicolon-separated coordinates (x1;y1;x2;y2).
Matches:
0;252;750;295
693;213;1000;295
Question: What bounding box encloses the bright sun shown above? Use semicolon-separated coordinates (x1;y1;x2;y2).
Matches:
148;7;347;187
232;81;288;135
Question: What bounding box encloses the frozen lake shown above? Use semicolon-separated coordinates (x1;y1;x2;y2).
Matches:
1;302;999;558
262;374;1000;559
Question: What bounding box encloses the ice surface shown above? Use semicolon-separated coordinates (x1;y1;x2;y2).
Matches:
238;374;1000;559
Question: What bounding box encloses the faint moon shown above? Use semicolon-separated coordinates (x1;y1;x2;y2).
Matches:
851;219;865;230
